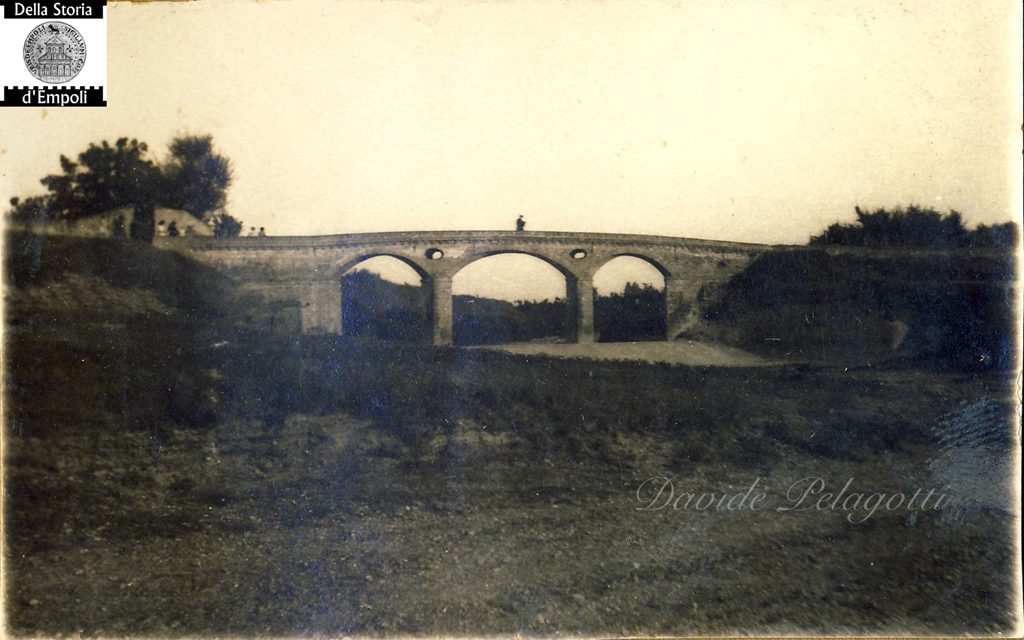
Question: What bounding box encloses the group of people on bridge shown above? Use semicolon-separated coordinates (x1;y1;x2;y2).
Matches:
155;220;191;237
151;220;269;238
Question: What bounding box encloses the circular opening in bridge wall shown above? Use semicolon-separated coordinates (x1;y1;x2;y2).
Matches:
425;248;444;260
570;249;588;259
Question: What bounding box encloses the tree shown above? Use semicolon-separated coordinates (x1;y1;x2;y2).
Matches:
810;205;1017;250
161;135;232;219
6;134;237;242
7;195;55;223
207;210;244;238
595;282;666;342
972;222;1019;250
7;138;161;231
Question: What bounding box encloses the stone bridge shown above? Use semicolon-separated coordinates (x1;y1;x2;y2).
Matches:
158;231;774;345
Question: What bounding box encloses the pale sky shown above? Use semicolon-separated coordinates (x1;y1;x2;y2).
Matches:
2;0;1021;299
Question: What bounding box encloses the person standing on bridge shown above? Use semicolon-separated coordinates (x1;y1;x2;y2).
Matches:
515;215;526;231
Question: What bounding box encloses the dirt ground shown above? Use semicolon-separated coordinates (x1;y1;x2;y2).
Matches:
474;339;775;366
4;359;1018;636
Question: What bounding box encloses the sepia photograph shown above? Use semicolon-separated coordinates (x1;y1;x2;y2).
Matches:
2;0;1022;636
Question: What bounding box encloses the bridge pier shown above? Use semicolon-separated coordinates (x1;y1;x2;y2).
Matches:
665;277;702;339
298;281;342;335
431;276;453;346
570;276;595;342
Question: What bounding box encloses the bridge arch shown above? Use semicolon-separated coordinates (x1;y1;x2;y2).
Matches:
340;255;430;342
593;255;668;342
450;249;577;281
595;252;672;279
330;253;432;282
450;252;574;346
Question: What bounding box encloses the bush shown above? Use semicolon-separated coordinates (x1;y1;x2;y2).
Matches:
810;206;1018;250
705;248;1017;371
